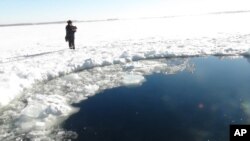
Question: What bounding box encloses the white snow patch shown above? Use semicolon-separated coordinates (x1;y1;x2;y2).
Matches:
15;94;78;132
121;74;145;86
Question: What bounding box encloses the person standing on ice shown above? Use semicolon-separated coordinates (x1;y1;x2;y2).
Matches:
65;20;77;49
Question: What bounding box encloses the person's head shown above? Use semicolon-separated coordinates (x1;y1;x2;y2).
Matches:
67;20;72;25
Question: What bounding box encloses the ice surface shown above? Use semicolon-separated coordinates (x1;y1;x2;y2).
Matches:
121;74;145;86
0;12;250;140
1;13;250;107
244;48;250;56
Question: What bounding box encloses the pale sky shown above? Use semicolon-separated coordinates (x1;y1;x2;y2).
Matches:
0;0;250;24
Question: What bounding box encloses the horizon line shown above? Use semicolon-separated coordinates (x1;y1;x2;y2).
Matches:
1;10;250;27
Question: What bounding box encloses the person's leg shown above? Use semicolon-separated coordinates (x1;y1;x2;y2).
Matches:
69;38;74;49
68;41;72;49
72;39;75;49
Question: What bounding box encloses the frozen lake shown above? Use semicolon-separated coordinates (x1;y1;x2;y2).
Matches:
62;57;250;141
1;12;250;140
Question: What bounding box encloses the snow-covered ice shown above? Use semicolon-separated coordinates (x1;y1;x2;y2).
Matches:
1;12;250;140
121;74;146;86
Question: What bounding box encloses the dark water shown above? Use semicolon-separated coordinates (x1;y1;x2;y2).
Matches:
63;57;250;141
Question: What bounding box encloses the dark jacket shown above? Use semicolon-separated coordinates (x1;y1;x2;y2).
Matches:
65;25;77;41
